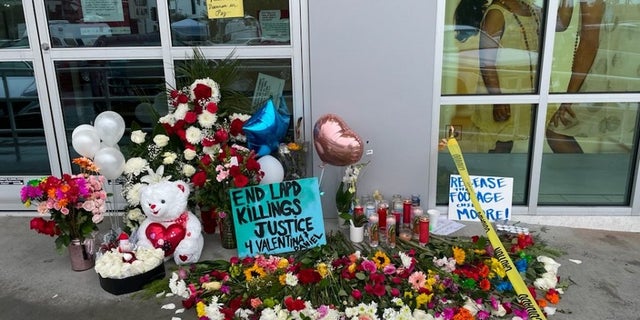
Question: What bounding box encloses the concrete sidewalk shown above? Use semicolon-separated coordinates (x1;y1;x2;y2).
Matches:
1;215;638;320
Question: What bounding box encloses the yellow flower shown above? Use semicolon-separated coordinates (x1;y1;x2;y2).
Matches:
316;262;329;278
425;275;437;291
416;292;433;308
279;273;286;285
490;257;506;278
277;258;289;269
244;264;266;281
287;142;302;151
474;248;486;255
348;262;357;273
196;301;206;318
404;291;413;299
452;246;466;265
374;251;391;269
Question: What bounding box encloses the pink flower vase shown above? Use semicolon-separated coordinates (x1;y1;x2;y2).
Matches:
69;238;95;271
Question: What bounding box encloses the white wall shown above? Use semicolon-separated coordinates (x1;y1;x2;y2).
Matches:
307;1;437;216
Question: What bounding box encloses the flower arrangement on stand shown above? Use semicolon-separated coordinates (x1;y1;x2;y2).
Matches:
121;77;256;236
153;228;566;320
20;157;107;270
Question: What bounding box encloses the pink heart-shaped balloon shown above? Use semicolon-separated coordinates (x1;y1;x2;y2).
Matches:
145;222;187;256
313;114;364;166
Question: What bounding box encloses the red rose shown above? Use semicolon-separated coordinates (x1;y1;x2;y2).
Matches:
30;217;45;232
200;154;212;167
297;268;321;284
193;83;212;101
205;102;218;113
184;111;197;124
233;174;249;188
230;118;245;136
351;289;362;300
170;90;180;99
247;157;260;171
191;171;207;187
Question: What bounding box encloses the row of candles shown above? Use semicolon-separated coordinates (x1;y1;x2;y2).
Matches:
354;194;431;248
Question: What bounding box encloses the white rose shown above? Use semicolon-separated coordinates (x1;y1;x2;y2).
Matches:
182;164;196;177
534;272;558;290
183;148;197;161
162;152;178;164
153;134;170;147
130;130;147;144
185;127;202;144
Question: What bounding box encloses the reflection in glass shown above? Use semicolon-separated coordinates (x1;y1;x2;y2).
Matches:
168;0;290;46
551;1;640;94
0;61;50;175
436;104;531;205
44;0;160;47
442;0;543;95
540;102;639;205
54;60;166;158
0;2;28;49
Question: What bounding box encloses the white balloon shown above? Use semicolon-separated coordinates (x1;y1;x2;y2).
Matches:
72;130;101;158
72;124;96;139
94;111;125;147
94;147;125;180
257;155;285;185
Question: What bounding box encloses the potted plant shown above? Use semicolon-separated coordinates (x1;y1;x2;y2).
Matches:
340;209;368;243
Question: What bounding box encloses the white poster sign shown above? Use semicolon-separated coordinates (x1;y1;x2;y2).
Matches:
448;175;513;222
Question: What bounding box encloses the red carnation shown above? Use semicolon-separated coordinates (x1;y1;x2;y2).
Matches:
200;154;212;167
176;93;189;104
230;118;245;136
191;171;207;187
193;83;212;101
284;296;306;312
233;174;249;188
351;289;362;300
205;102;218;113
214;129;229;144
246;157;260;171
184;111;197;124
201;137;216;147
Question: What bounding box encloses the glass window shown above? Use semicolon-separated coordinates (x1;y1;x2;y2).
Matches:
44;0;161;47
168;0;290;46
0;61;50;175
442;0;544;95
54;60;166;158
551;1;640;94
436;104;533;205
540;102;639;205
0;2;28;49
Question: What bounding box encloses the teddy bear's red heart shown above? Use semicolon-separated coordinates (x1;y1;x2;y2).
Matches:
145;222;186;256
179;255;188;262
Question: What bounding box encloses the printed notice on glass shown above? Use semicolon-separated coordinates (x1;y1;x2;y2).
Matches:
230;178;326;257
448;175;513;222
259;10;290;42
207;0;244;19
252;73;285;108
81;0;124;22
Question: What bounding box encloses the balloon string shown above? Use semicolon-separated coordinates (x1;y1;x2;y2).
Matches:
318;164;326;195
108;181;121;233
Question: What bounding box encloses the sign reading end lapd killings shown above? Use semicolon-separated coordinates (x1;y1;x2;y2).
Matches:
230;177;326;257
448;174;513;222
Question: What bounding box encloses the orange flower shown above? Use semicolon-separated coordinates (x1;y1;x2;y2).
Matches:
479;278;491;291
537;299;548;308
452;307;474;320
546;290;561;304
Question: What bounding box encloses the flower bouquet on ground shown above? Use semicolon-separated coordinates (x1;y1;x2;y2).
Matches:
148;226;566;320
20;157;107;253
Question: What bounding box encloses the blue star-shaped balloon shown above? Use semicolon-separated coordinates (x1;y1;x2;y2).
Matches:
244;97;291;156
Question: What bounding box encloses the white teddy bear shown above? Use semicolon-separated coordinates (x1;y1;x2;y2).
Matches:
136;180;203;265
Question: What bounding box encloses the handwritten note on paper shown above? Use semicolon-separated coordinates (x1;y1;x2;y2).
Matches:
448;175;513;222
230;178;326;257
207;0;244;19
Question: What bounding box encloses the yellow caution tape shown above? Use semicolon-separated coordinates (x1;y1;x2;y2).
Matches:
446;136;546;320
